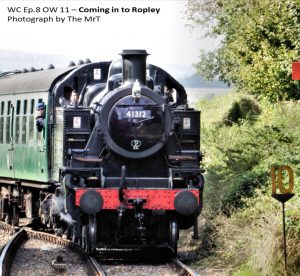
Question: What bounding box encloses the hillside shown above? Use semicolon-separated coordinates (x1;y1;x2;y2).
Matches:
0;49;77;71
183;92;300;275
179;74;229;88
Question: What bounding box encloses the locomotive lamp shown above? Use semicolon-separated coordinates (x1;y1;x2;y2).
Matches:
132;79;142;99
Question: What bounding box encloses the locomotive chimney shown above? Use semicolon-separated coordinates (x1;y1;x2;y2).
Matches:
120;49;149;85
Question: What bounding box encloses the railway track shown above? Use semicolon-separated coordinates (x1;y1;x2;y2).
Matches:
96;257;198;276
0;221;16;267
0;225;103;276
92;248;198;276
0;228;26;276
173;258;199;276
0;221;198;276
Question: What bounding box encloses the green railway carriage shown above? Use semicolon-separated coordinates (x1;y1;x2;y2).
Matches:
0;62;110;222
0;68;70;183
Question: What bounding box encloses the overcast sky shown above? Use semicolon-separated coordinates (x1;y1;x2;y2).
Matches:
0;0;218;77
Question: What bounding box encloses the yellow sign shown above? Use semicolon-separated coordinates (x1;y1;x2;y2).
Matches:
271;165;294;195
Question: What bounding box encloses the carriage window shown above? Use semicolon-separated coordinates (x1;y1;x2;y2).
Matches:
6;116;10;143
1;101;4;115
0;117;3;144
23;100;28;115
29;116;34;141
7;101;11;115
16;100;21;115
29;99;35;142
6;101;11;143
30;99;35;114
0;101;3;143
15;116;20;144
22;116;27;144
15;100;21;144
22;100;28;144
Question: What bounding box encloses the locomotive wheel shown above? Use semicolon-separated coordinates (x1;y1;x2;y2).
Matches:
82;216;97;255
82;225;91;254
169;219;179;256
89;215;97;255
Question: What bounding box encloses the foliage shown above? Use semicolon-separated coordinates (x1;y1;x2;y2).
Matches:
199;94;300;211
221;170;268;214
222;97;261;126
223;101;242;126
189;93;300;274
186;0;300;101
239;98;261;118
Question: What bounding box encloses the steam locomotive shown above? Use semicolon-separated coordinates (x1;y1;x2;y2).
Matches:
0;50;204;255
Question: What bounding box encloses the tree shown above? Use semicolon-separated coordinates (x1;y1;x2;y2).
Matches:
186;0;300;101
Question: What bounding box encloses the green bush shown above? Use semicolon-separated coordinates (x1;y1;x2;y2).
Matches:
239;97;261;118
221;170;268;214
223;101;243;126
222;97;261;126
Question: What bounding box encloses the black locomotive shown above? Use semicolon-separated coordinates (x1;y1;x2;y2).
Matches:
0;50;204;255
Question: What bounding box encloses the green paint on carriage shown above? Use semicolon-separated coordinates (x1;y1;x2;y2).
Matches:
0;68;73;183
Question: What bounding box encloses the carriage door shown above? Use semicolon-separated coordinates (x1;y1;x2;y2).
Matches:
6;99;15;178
36;97;48;181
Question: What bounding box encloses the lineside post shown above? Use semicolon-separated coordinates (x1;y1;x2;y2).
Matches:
271;165;295;276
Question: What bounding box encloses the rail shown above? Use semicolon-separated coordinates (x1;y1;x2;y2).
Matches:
172;257;199;276
0;228;26;276
89;257;107;276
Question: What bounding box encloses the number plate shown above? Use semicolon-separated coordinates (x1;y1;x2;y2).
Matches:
125;110;151;119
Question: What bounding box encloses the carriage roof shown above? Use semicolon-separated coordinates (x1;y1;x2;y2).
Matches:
0;67;74;95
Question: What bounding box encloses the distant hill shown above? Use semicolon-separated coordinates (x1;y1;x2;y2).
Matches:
0;50;78;72
179;74;229;88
